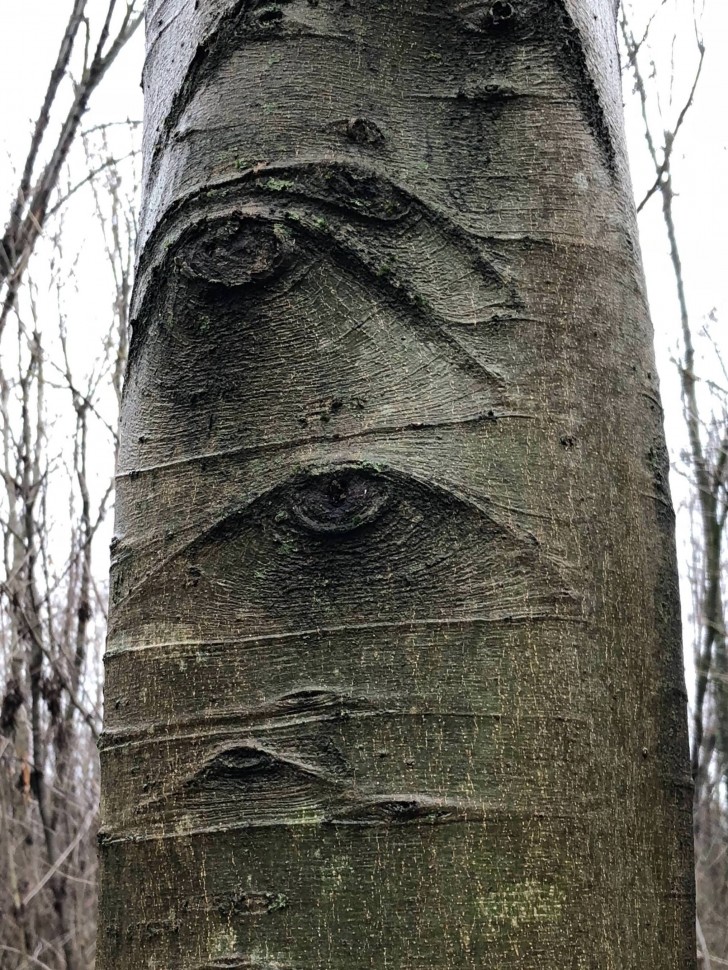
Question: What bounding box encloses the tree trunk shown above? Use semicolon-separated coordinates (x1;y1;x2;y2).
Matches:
97;1;695;967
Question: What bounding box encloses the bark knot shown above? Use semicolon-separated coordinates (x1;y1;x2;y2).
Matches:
291;468;389;536
344;116;385;147
489;1;515;26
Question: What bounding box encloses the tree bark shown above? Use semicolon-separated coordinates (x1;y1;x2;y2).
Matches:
97;0;696;967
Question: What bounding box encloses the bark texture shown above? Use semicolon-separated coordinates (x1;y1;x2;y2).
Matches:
98;0;695;967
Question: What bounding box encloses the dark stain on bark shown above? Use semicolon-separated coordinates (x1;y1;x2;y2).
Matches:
142;917;180;939
489;1;516;27
255;5;286;28
0;677;24;733
550;0;617;175
645;438;672;507
456;0;616;174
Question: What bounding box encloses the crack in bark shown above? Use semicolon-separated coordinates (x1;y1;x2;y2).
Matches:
193;956;294;970
115;410;534;480
323;794;486;826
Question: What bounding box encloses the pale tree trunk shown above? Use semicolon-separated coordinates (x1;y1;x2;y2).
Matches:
97;1;695;967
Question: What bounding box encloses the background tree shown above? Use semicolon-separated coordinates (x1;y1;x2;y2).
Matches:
97;1;695;968
621;2;728;965
0;142;136;970
0;3;140;966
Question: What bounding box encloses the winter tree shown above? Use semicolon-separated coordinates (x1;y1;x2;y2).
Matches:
97;1;696;967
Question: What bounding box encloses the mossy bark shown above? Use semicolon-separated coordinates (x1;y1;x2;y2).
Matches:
97;1;695;967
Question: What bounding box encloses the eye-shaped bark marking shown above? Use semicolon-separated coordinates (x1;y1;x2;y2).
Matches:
158;173;510;318
112;462;579;637
176;217;294;289
123;194;515;465
133;731;489;836
130;164;519;361
197;744;279;780
100;687;376;748
138;737;353;832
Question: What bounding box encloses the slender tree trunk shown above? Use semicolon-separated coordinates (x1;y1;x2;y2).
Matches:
98;1;695;967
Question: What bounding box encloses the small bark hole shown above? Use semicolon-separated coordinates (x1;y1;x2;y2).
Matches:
490;1;514;24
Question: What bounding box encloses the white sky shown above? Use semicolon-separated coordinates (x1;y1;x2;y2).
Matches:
0;0;726;701
621;0;728;689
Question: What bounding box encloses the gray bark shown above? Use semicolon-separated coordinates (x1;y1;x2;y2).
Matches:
97;0;696;967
